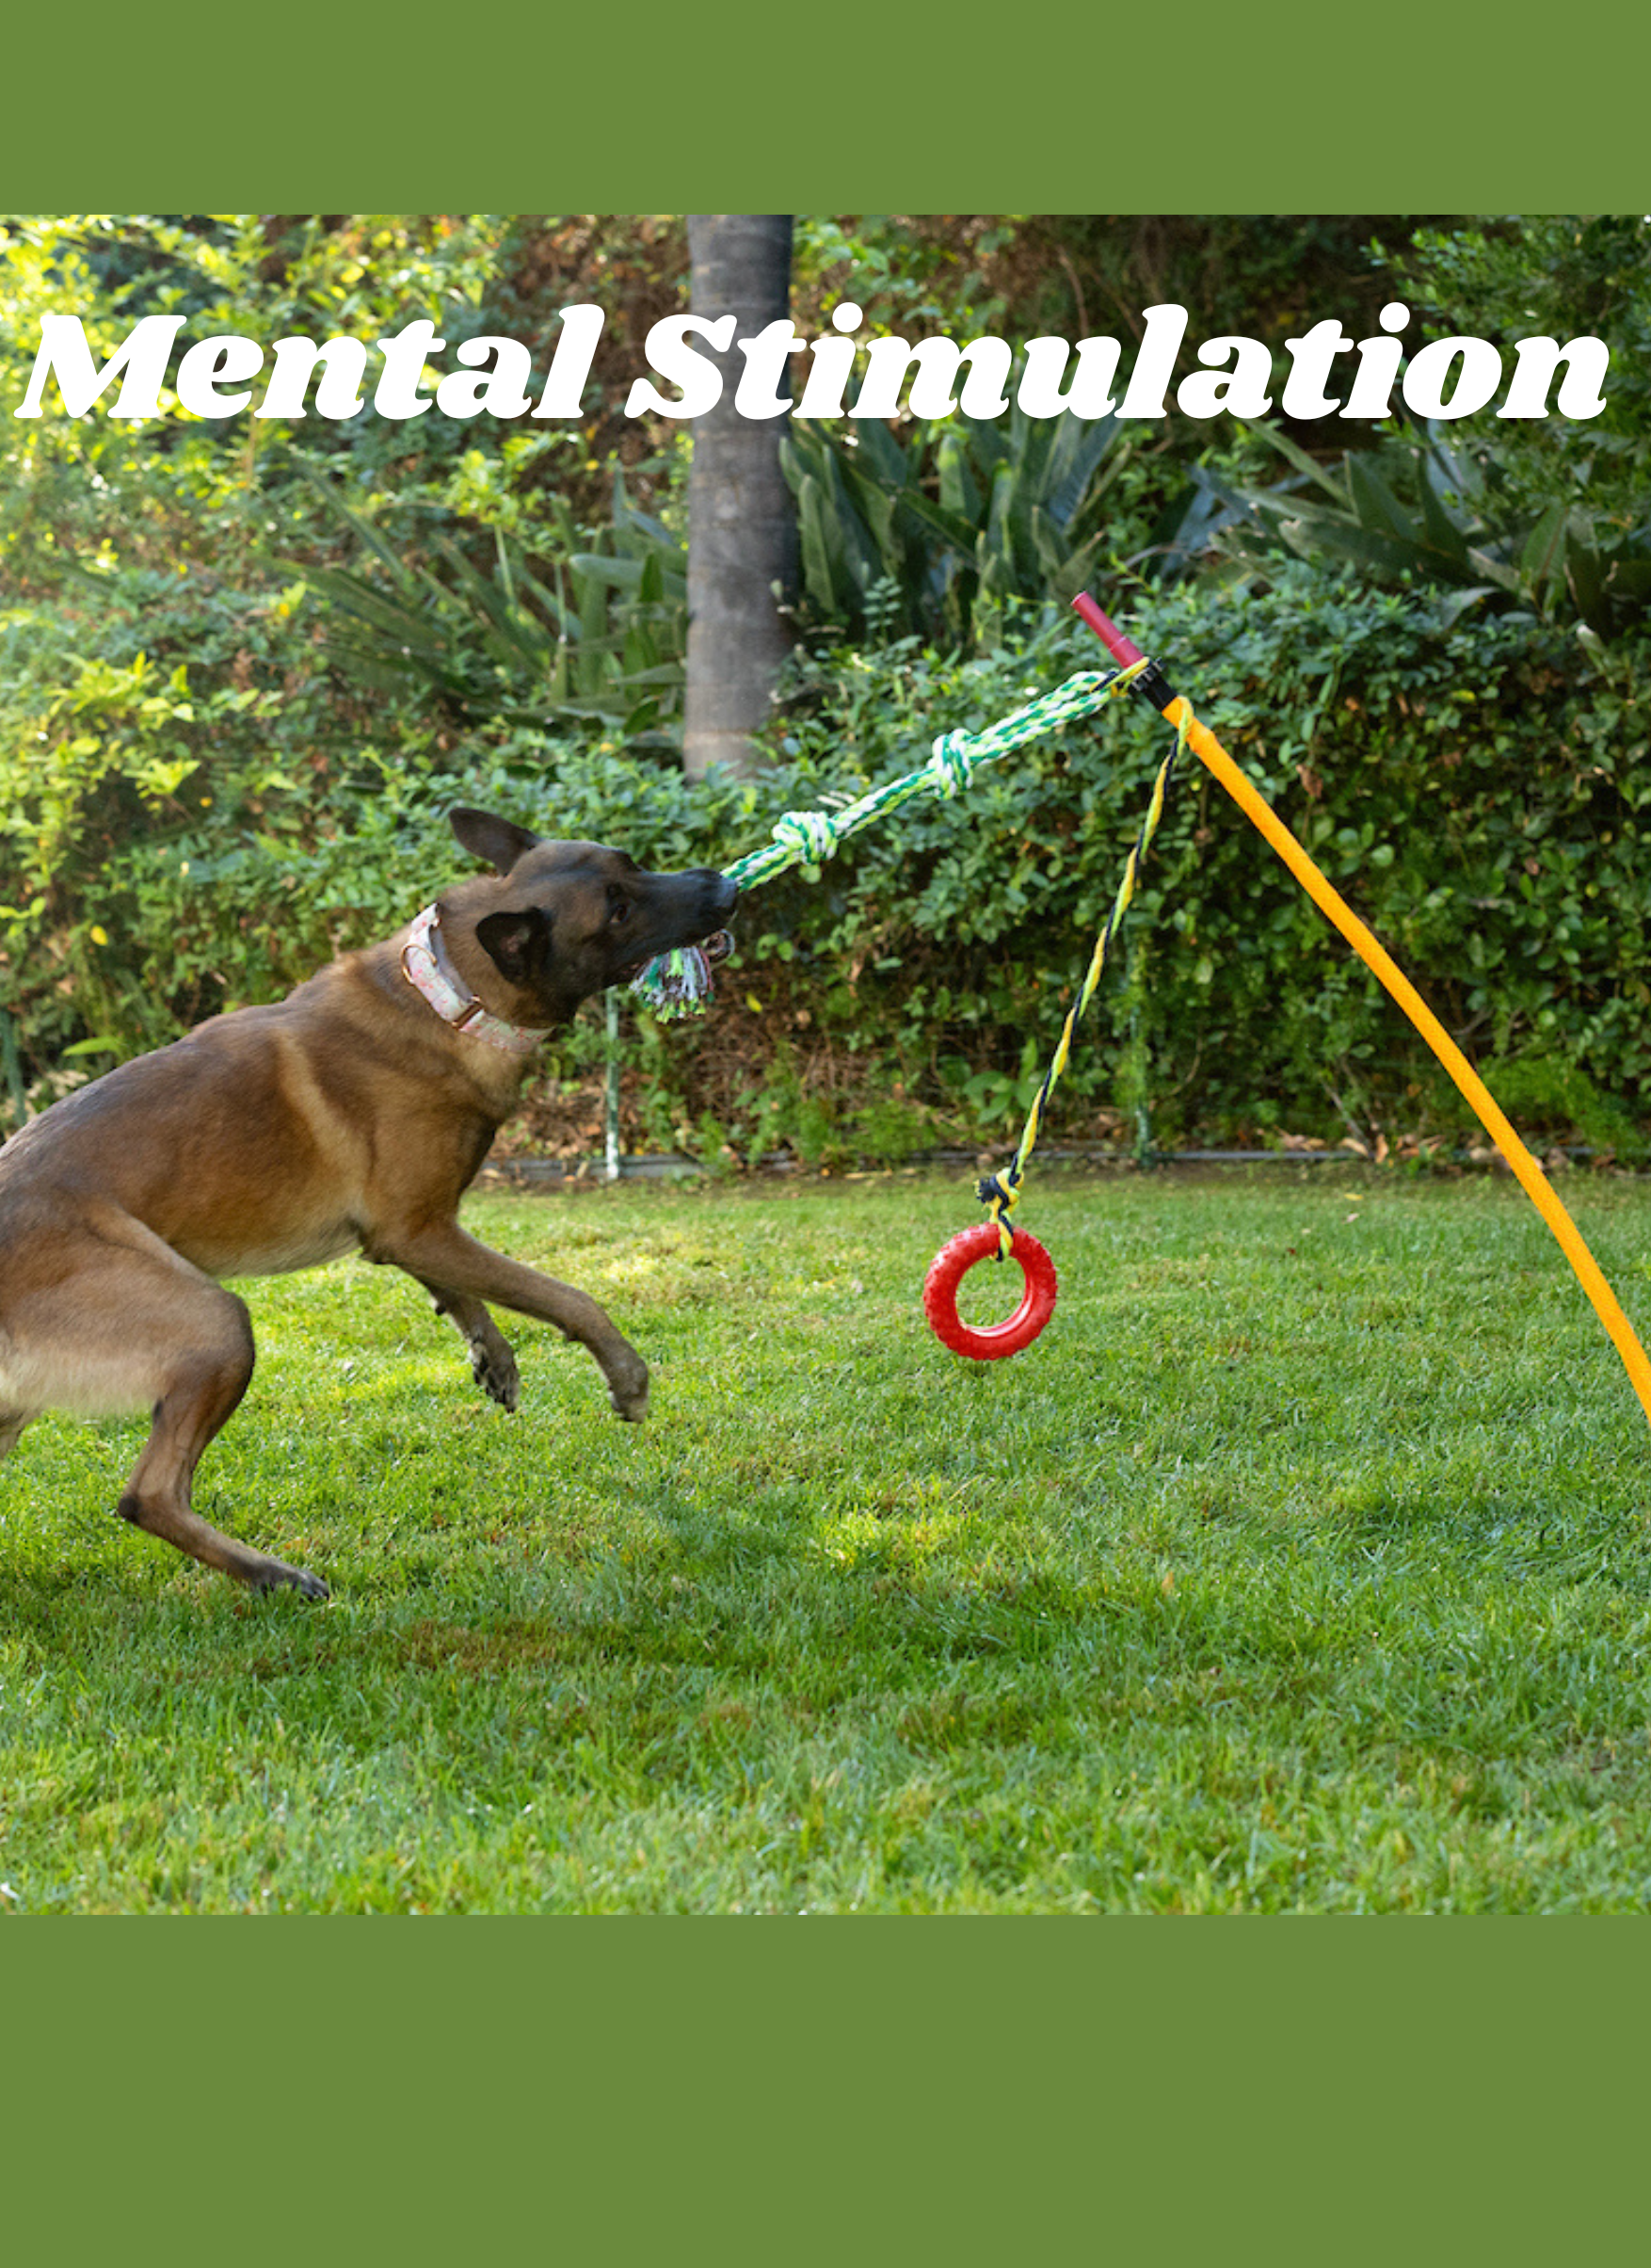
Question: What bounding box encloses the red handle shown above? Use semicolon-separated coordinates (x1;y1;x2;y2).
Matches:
1072;591;1147;672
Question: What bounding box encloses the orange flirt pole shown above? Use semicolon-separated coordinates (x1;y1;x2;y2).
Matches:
1073;590;1651;1433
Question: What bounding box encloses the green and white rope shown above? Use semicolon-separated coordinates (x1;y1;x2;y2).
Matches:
630;660;1147;1017
725;662;1147;891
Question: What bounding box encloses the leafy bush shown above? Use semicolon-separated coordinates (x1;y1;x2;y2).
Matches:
1381;215;1651;532
1193;419;1651;642
0;216;537;597
0;571;345;1075
779;407;1146;648
292;468;689;740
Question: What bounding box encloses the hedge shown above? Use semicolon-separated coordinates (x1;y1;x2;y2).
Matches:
4;564;1647;1159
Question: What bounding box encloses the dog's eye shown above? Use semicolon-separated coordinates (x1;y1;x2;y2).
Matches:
609;896;630;925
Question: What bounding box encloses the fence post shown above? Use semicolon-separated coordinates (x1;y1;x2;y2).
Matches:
604;990;622;1182
1121;935;1155;1170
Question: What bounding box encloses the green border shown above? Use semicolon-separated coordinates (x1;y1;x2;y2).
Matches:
8;1922;1651;2254
3;21;1647;208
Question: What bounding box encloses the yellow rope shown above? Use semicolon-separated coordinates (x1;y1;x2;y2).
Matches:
1170;695;1651;1434
979;710;1190;1256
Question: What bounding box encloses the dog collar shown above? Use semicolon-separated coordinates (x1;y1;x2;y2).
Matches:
399;905;551;1057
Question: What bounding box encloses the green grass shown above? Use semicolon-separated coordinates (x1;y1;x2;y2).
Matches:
5;1165;1651;1912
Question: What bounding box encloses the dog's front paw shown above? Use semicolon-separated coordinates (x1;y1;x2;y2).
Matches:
471;1339;521;1411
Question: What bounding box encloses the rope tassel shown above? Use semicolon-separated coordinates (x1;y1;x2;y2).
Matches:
626;931;733;1021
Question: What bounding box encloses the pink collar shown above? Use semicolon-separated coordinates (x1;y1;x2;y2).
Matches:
399;905;551;1057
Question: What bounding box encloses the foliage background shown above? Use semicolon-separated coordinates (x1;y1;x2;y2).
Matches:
2;213;1647;1164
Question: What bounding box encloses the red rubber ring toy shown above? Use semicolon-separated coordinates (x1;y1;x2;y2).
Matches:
922;1222;1058;1360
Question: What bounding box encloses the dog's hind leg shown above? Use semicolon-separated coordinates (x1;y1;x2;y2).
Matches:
418;1279;521;1410
6;1218;328;1599
118;1310;327;1600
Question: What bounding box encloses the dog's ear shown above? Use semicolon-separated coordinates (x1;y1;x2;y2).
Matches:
449;807;541;875
475;906;553;988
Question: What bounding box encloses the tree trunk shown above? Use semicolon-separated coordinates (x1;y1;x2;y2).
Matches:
683;214;796;780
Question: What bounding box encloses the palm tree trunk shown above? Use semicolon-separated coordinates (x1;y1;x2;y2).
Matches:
683;214;796;780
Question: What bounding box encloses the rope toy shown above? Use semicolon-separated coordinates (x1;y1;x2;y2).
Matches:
630;586;1651;1425
626;664;1147;1017
627;651;1170;1364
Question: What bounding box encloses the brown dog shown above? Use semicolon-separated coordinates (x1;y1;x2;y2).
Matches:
0;807;737;1600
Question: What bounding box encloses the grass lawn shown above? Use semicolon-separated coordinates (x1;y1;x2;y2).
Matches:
4;1163;1651;1913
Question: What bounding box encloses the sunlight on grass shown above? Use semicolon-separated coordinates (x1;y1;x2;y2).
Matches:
5;1166;1651;1910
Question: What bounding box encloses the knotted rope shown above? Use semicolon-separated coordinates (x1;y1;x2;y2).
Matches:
629;661;1147;1017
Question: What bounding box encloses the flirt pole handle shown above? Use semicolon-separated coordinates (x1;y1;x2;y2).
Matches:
1071;591;1651;1434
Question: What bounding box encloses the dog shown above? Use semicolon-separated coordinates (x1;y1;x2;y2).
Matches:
0;807;738;1600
